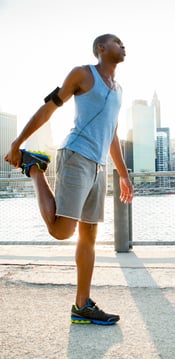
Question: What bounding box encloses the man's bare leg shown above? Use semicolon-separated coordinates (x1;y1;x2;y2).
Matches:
75;222;98;308
30;165;77;239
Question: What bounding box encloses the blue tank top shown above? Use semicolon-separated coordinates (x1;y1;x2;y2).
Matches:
60;65;122;165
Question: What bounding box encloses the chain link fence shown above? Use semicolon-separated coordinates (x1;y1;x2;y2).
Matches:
1;171;175;245
131;171;175;245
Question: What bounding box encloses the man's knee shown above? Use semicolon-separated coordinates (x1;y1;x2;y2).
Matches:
48;217;77;240
78;222;98;244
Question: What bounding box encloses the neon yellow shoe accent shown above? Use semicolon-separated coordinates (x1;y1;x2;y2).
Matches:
28;150;52;161
71;319;91;324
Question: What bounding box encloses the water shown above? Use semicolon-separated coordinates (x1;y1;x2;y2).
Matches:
1;195;175;243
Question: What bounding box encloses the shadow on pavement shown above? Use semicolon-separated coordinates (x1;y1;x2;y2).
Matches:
67;322;123;359
117;251;175;359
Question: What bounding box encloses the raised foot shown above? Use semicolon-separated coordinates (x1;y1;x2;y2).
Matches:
20;149;51;177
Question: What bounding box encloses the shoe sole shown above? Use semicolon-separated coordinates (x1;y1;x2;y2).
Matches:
71;316;118;325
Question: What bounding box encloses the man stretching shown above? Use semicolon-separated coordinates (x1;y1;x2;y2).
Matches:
5;33;133;325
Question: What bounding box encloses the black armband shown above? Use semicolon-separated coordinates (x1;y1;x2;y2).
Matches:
44;86;63;107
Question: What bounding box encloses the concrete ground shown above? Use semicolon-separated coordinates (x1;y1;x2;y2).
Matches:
0;244;175;359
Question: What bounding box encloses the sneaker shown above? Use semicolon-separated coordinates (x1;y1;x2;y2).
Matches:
20;149;51;177
71;298;120;325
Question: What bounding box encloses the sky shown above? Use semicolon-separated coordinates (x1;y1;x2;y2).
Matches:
0;0;175;144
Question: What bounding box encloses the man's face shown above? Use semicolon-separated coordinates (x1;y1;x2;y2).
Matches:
104;36;126;63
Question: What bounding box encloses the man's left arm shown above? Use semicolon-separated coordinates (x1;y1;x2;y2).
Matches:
110;129;133;203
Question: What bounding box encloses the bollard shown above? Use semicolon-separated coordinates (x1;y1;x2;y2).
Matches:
113;169;132;252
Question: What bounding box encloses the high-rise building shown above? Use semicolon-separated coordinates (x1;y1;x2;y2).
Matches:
125;99;156;182
151;93;171;173
151;91;161;128
156;128;170;187
156;128;170;171
0;111;17;175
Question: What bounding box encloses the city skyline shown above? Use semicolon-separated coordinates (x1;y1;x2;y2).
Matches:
123;95;173;179
0;99;174;194
0;90;173;148
0;92;173;173
0;87;174;143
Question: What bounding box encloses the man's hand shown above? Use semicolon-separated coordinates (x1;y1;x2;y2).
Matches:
119;176;134;204
4;141;22;168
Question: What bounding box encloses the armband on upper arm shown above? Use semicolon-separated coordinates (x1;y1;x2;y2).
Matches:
44;86;63;107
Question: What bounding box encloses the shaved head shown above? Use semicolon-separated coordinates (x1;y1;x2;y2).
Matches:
93;34;115;58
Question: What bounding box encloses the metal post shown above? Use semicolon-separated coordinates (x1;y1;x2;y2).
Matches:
113;169;132;252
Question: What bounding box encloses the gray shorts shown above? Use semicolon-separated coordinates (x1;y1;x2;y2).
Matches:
55;149;106;223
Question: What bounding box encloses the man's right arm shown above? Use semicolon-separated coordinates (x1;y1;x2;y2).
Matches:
4;66;87;167
4;101;58;167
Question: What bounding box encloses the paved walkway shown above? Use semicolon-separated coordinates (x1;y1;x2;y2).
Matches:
0;244;175;359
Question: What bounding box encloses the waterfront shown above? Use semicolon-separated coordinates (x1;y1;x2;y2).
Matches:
1;194;175;243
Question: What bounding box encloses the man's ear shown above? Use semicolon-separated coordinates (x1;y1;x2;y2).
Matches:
98;43;105;49
97;43;105;55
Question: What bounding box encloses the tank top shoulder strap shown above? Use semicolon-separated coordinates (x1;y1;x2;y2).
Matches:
89;64;105;87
